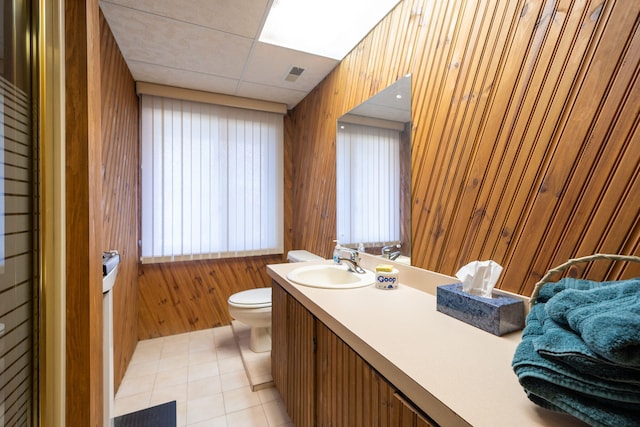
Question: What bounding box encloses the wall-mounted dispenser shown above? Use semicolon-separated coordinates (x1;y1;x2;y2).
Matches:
102;251;120;427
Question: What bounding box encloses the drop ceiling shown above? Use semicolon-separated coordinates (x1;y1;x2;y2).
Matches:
100;0;346;110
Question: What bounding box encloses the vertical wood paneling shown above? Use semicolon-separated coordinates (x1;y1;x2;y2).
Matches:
315;320;398;427
271;281;315;427
287;0;640;295
99;11;140;391
65;0;103;425
137;255;283;338
271;282;288;399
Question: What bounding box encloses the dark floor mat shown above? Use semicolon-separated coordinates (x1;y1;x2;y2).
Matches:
113;400;176;427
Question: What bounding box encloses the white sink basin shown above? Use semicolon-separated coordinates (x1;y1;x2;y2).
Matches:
287;264;375;289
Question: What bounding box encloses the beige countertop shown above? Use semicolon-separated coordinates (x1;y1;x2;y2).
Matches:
267;254;587;427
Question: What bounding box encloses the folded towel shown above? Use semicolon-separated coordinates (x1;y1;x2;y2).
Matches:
516;304;640;403
534;277;630;304
533;327;640;384
513;278;640;426
518;374;640;427
545;278;640;366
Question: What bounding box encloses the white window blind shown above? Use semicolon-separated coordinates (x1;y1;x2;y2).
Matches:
336;123;400;246
141;95;283;263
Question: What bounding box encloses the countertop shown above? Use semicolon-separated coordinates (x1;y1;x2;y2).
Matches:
267;254;587;427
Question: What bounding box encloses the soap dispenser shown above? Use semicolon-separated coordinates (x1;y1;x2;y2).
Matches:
333;240;342;263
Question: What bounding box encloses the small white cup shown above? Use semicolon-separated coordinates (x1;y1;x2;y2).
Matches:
375;269;399;290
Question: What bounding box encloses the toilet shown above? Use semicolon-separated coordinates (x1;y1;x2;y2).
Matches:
227;250;324;352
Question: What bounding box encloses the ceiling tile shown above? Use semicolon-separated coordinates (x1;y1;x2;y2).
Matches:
101;2;253;77
236;81;307;109
242;42;338;92
100;0;269;38
128;62;240;95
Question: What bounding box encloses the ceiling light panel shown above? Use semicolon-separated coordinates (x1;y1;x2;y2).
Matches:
259;0;401;60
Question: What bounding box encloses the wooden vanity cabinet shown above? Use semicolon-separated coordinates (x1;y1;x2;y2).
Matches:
272;280;316;426
272;281;437;427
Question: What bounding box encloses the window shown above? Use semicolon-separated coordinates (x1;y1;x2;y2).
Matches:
141;95;283;262
336;123;400;246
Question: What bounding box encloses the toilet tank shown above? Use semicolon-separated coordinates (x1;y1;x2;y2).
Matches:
287;250;324;263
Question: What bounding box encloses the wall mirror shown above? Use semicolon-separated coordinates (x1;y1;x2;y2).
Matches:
336;74;412;264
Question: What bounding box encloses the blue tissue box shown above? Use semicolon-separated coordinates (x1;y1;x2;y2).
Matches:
436;284;524;336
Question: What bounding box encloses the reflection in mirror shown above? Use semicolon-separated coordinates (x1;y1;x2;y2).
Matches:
336;75;411;264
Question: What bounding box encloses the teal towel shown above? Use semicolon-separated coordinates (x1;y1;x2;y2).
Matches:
512;278;640;426
516;304;640;403
533;326;640;384
545;278;640;366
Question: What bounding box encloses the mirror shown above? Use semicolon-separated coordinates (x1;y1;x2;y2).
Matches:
336;75;411;264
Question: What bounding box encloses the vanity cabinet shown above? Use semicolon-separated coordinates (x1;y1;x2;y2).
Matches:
272;281;436;427
272;280;316;426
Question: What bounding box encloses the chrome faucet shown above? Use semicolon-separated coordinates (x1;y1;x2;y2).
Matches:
381;243;402;261
334;246;366;274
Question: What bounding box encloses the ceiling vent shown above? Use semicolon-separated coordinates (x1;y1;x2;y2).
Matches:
284;66;305;82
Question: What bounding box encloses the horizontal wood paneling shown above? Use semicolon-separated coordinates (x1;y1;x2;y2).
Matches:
286;0;640;296
100;10;140;391
138;255;283;339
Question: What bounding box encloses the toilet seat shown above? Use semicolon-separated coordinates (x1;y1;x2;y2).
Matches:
228;288;272;308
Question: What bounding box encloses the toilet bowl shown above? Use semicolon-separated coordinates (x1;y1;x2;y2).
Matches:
228;250;324;353
228;288;272;352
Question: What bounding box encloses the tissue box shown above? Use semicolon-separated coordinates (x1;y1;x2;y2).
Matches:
436;284;524;336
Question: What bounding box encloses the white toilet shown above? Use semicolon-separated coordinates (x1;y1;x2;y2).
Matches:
227;250;324;352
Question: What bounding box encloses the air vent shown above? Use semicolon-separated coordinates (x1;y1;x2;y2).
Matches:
284;66;305;82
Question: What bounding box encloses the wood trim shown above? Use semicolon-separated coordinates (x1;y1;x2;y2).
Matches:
65;0;103;425
135;81;288;115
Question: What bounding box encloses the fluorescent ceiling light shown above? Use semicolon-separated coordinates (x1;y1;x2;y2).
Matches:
259;0;401;60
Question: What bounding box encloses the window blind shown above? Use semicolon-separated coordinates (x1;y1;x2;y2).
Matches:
141;95;283;262
336;123;401;246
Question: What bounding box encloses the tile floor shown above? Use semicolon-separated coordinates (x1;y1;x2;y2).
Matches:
114;325;292;426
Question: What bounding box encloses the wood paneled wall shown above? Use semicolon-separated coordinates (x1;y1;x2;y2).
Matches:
138;255;283;339
287;0;640;296
100;11;140;391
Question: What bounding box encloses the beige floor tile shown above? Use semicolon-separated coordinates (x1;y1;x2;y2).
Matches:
187;376;223;400
157;353;190;372
150;382;187;407
123;359;160;379
189;348;217;365
130;339;163;364
113;392;152;417
213;325;233;339
161;340;190;359
114;326;288;427
176;401;188;427
155;365;189;389
188;360;220;382
116;372;156;399
188;414;228;427
263;399;292;427
220;370;250;392
256;387;281;404
225;405;269;427
218;354;245;374
216;339;241;360
222;387;261;414
186;394;226;425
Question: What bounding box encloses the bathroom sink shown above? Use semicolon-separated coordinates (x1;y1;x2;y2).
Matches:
287;264;375;289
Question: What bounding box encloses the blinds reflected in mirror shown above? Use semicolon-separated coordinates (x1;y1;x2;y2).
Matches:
336;123;401;247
